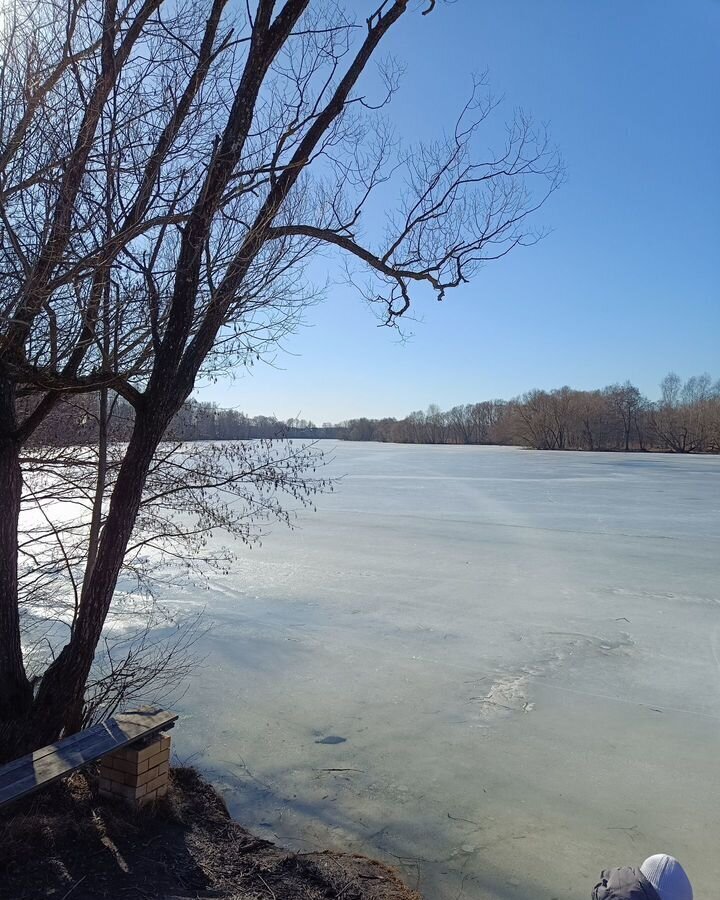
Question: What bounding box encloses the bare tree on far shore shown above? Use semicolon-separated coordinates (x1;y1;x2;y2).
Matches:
339;374;720;452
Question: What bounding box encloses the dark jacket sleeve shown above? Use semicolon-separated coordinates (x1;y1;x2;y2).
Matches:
593;868;614;900
591;868;661;900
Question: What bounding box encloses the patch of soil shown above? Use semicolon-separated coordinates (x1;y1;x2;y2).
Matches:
0;767;421;900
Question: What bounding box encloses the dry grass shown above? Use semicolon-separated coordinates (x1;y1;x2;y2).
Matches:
0;766;420;900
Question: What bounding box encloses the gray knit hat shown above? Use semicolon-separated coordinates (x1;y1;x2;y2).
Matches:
640;855;692;900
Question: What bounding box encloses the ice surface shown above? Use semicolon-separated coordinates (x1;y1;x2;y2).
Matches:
171;444;720;899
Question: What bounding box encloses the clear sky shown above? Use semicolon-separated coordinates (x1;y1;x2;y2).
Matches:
198;0;720;425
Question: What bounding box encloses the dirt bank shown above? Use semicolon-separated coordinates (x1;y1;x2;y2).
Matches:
0;767;420;900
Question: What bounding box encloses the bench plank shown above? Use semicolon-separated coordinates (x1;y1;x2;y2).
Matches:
0;707;177;807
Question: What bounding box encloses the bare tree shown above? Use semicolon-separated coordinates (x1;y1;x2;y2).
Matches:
0;0;561;756
335;379;720;453
509;387;574;450
446;404;472;444
650;372;720;453
603;382;645;452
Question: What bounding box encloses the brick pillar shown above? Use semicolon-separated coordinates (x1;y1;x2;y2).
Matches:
99;732;171;807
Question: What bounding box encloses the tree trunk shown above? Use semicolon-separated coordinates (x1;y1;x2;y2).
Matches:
0;376;31;710
0;377;32;761
81;386;108;604
5;406;169;754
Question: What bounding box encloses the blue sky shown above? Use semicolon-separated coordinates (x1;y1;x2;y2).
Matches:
200;0;719;424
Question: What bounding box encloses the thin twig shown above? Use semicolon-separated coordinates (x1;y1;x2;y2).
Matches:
59;875;87;900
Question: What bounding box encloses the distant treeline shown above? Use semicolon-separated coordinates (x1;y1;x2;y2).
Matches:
24;396;341;446
23;372;720;454
337;373;720;453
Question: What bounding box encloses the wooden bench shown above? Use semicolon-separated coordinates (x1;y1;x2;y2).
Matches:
0;706;177;808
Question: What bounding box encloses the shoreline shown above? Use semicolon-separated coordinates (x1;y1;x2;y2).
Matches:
0;766;421;900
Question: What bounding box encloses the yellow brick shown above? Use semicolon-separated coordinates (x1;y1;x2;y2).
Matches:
149;746;170;765
129;737;165;764
139;789;157;806
137;765;160;787
146;772;168;794
98;735;171;805
149;743;170;760
141;753;167;774
121;782;148;801
117;748;139;764
114;755;150;775
103;756;133;775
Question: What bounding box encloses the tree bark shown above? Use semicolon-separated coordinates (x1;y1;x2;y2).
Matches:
0;375;32;759
9;404;169;751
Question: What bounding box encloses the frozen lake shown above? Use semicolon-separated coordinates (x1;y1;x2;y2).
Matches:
173;443;720;900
